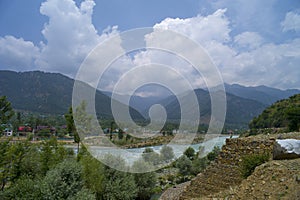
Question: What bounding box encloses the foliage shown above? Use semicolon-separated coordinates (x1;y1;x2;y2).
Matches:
132;159;156;200
184;147;195;160
65;106;81;151
0;96;14;125
175;155;192;176
160;145;175;162
142;148;161;165
80;154;104;199
0;140;30;190
249;94;300;133
73;188;96;200
40;159;84;199
239;153;270;178
285;106;300;131
102;155;137;200
191;157;209;175
40;137;71;175
0;176;42;200
207;146;221;161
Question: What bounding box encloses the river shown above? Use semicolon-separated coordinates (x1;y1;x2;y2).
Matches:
70;135;238;166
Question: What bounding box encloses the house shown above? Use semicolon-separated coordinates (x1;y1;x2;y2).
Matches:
4;128;13;136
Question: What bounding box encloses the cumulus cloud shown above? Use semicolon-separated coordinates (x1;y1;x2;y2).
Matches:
0;36;39;70
234;32;264;50
36;0;118;76
121;9;233;90
1;0;299;91
281;11;300;32
129;9;300;90
153;9;231;44
216;36;300;89
0;0;120;78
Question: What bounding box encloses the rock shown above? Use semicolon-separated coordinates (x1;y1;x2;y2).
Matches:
273;139;300;160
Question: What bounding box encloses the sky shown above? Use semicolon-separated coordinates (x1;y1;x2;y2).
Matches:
0;0;300;91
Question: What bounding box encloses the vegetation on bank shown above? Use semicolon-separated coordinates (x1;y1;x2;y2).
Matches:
0;136;224;200
239;153;270;178
249;94;300;134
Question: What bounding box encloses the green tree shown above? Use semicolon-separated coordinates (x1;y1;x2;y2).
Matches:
286;107;300;131
65;107;80;152
0;176;42;200
191;157;209;175
41;159;85;199
73;188;96;200
0;96;14;133
118;130;124;140
142;148;161;165
176;155;192;176
184;147;195;160
160;145;175;162
207;146;220;161
132;159;156;200
40;137;70;175
0;141;28;190
0;96;14;123
80;154;104;199
102;155;138;200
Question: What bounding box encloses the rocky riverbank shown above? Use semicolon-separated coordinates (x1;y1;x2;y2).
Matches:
160;132;300;200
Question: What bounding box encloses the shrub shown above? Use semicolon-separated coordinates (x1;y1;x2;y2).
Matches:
207;146;220;161
191;157;209;175
239;153;269;178
184;147;195;160
160;145;175;162
175;155;192;176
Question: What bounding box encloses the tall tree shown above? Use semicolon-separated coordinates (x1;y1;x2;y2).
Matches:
65;107;80;152
0;96;14;126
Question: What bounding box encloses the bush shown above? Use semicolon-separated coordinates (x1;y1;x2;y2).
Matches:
142;148;161;165
41;159;83;199
0;177;42;199
184;147;195;160
239;153;269;178
175;155;192;176
191;157;209;175
207;146;220;161
160;145;175;162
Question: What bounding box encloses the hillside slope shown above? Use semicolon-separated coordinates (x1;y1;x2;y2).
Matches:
160;89;266;128
0;70;144;120
249;94;300;130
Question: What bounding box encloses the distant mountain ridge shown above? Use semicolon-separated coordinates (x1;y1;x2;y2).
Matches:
224;83;299;105
1;70;299;128
0;70;144;120
104;83;299;128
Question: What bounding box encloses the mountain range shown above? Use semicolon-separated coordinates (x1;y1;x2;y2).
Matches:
0;70;299;128
0;70;143;120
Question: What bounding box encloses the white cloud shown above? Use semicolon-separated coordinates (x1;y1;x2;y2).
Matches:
0;36;39;70
153;9;231;44
281;11;300;32
224;39;300;88
36;0;118;76
234;32;264;50
1;0;299;91
129;9;300;90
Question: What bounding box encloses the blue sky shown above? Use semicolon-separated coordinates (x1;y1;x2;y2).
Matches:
0;0;300;90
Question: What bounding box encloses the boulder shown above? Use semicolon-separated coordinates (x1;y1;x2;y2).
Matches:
273;139;300;160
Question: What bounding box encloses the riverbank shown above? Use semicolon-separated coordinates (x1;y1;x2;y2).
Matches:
160;132;300;200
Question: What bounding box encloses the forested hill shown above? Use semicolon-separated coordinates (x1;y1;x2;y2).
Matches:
249;94;300;131
0;70;144;120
